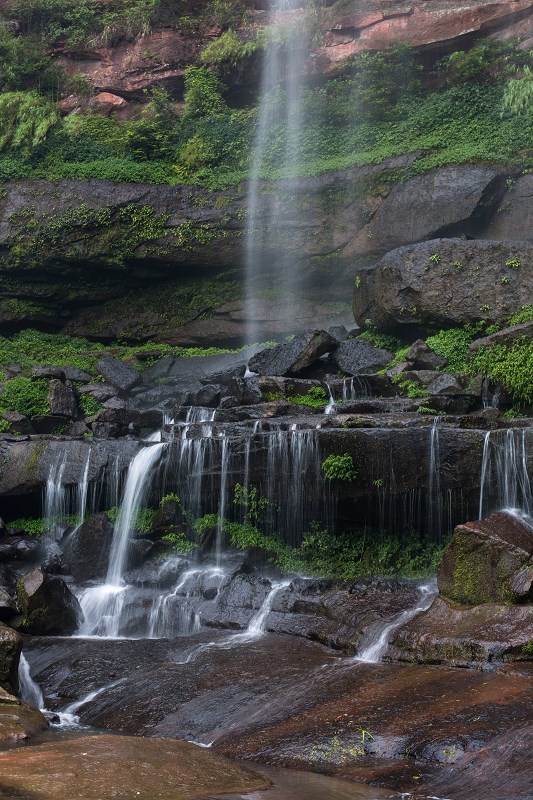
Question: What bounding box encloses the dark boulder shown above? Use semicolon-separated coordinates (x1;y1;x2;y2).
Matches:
438;511;533;605
354;165;506;254
228;377;263;406
354;239;533;331
405;340;448;370
16;569;81;635
330;339;393;376
61;367;93;383
96;358;138;392
0;536;40;563
140;347;262;385
48;379;78;418
62;514;115;582
31;366;65;380
30;415;71;434
1;412;34;435
0;622;21;691
0;589;17;622
482;172;533;240
151;497;183;538
248;331;337;376
91;408;163;437
77;383;117;402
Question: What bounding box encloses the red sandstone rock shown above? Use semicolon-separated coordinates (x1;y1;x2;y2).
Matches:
89;91;127;114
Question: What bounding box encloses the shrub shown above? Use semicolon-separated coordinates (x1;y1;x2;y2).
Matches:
0;91;59;154
469;337;533;404
321;453;357;481
182;66;227;119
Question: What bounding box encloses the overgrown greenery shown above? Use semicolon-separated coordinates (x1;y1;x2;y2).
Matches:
470;337;533;404
0;33;530;187
0;376;49;417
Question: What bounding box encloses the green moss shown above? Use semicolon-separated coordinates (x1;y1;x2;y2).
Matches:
288;386;328;408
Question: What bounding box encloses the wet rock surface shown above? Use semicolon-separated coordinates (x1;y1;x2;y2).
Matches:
388;597;533;666
0;734;270;799
0;622;21;692
0;694;47;743
23;634;533;800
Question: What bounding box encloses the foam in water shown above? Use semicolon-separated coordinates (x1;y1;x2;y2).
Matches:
355;583;437;664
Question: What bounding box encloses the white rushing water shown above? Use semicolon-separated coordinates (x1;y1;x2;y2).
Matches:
355;583;437;664
18;653;44;709
77;441;165;637
180;580;291;664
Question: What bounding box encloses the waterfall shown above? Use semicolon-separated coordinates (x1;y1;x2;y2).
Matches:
18;653;44;709
77;441;165;637
355;583;437;664
427;417;442;541
148;567;225;639
42;449;67;540
324;383;337;415
478;429;532;519
107;443;165;586
244;0;310;342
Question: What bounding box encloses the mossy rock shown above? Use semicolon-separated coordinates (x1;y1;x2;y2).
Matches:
437;512;533;606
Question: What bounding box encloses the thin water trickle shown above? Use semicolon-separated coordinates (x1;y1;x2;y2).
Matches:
18;653;44;710
427;417;442;541
355;583;437;664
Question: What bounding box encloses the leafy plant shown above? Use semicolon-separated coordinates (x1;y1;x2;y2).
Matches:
321;453;357;481
289;386;328;408
0;91;58;154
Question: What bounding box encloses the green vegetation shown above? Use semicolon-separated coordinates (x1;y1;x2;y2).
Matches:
321;454;357;481
0;32;529;187
105;506;155;532
0;328;268;376
288;386;328;408
161;530;195;554
9;513;81;536
470;337;533;404
78;394;102;417
0;376;49;417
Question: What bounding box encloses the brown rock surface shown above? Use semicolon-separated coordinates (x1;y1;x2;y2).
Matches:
0;734;270;799
388;596;533;665
0;622;21;692
0;693;48;743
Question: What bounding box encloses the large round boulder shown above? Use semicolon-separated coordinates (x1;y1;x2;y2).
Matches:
353;239;533;331
0;622;22;692
16;569;82;635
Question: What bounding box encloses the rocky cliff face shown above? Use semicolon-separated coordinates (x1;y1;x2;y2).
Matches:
1;161;527;343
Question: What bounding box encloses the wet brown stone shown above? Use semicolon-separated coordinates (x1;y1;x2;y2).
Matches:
0;696;47;743
0;734;269;799
388;597;533;666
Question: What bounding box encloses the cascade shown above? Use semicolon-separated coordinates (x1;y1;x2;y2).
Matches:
18;653;44;710
355;583;437;663
244;0;310;342
42;449;67;540
325;384;337;415
478;428;532;519
77;440;166;637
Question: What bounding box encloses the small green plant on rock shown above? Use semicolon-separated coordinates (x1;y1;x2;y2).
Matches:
321;453;357;481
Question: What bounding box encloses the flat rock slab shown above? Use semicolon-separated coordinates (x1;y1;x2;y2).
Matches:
0;734;269;799
24;634;533;799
